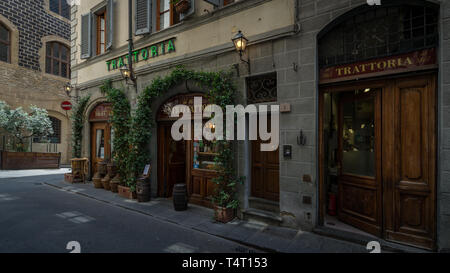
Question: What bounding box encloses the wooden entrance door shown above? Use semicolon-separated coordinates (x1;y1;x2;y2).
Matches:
321;74;436;249
251;116;280;201
157;122;187;197
91;122;111;174
382;75;436;250
337;89;382;236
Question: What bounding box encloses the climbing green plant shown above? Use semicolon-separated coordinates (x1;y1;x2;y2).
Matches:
129;66;244;208
100;81;132;187
71;95;91;158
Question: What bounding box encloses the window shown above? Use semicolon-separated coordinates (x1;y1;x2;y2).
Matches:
49;0;70;19
96;11;107;55
157;0;180;31
34;116;62;144
318;5;439;68
246;73;277;104
46;42;70;78
0;23;10;63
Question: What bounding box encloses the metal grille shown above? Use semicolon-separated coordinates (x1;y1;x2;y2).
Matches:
319;5;439;68
33;117;61;144
246;73;277;104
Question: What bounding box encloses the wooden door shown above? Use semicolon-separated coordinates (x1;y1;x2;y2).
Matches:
383;75;436;250
90;122;111;174
337;89;382;236
251;119;280;202
157;123;187;197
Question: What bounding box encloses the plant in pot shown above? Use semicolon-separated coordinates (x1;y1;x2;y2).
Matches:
211;141;244;223
171;0;190;14
109;161;119;193
117;178;137;199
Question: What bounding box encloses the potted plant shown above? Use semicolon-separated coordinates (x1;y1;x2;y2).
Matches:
117;179;137;199
211;141;244;223
171;0;190;14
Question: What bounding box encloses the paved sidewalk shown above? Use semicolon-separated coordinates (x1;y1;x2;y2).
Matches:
40;177;372;253
0;168;71;178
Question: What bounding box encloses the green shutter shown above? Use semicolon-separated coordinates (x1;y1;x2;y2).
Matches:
80;13;92;59
136;0;152;35
106;0;114;50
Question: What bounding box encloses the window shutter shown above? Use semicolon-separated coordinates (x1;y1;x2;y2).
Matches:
136;0;152;35
106;0;114;50
180;0;195;20
80;13;92;59
204;0;219;7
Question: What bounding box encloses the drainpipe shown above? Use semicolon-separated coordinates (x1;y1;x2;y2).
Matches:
128;0;134;78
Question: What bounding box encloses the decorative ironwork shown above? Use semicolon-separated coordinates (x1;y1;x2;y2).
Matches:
319;4;439;68
246;73;277;104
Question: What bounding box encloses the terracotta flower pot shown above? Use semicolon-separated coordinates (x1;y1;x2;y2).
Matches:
175;0;190;14
93;177;103;189
214;206;235;223
101;174;111;190
118;185;137;199
110;173;121;193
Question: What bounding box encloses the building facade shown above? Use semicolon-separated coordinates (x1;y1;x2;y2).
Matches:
71;0;450;251
0;0;72;164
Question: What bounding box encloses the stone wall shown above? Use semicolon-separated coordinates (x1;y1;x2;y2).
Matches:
0;0;71;164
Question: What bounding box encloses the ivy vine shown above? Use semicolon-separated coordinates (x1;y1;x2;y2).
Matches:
71;95;91;158
129;66;243;208
100;81;132;187
97;66;243;208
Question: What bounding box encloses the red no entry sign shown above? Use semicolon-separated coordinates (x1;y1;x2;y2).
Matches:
61;101;73;111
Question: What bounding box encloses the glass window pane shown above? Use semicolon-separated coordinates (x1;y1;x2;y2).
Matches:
53;60;59;75
46;43;52;56
342;96;375;177
61;45;68;60
61;1;70;19
61;63;67;78
0;43;8;62
50;0;60;14
0;24;8;42
96;129;105;159
53;43;60;58
160;0;170;12
46;57;52;73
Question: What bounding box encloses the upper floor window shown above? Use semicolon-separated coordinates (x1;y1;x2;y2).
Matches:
0;23;10;63
46;42;70;78
96;10;107;55
50;0;70;19
33;116;62;144
157;0;180;31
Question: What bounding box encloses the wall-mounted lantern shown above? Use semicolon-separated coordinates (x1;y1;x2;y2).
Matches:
232;30;250;74
120;64;136;86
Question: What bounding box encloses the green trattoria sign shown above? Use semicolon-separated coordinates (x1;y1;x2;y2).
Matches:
106;38;176;71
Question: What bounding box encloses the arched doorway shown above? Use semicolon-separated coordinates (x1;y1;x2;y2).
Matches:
89;102;113;174
156;93;218;208
318;1;438;250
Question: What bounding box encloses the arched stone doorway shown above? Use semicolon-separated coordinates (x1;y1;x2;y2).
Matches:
89;102;113;174
318;1;439;250
156;93;218;208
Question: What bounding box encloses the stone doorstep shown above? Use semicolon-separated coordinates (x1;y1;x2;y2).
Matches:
242;208;283;226
248;196;280;213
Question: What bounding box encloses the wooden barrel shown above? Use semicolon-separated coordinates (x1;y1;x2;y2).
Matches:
136;177;150;202
173;184;188;211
